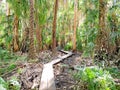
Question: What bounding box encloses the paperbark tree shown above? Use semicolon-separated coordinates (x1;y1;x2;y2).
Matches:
35;21;42;52
13;15;19;52
52;0;58;53
35;0;42;53
73;0;78;51
28;0;36;59
96;0;108;53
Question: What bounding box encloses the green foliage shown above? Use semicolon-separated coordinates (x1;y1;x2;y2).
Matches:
0;77;7;90
42;28;52;48
0;2;13;49
0;77;20;90
0;47;17;61
76;28;83;51
76;0;99;56
105;67;120;79
0;63;17;75
107;1;120;44
0;47;18;76
8;77;20;90
35;0;49;25
7;0;29;17
7;64;16;71
74;66;117;90
64;42;72;50
83;42;95;57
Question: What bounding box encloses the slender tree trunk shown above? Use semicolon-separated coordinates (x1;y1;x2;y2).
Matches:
6;3;11;50
13;15;19;52
35;1;42;53
52;0;58;53
73;0;78;51
20;23;29;53
96;0;108;52
113;2;120;52
36;23;42;52
28;0;36;59
109;1;119;54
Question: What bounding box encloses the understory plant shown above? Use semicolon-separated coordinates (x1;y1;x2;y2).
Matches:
0;47;16;61
0;77;20;90
74;66;117;90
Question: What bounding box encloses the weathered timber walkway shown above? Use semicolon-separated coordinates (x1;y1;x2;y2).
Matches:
39;50;72;90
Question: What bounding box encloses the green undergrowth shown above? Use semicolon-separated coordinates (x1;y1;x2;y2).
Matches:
0;77;20;90
74;66;117;90
0;47;27;76
0;47;17;61
0;63;17;76
105;67;120;79
64;42;72;50
0;47;27;61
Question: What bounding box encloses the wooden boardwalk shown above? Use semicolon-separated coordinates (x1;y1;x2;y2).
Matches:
39;64;56;90
39;51;72;90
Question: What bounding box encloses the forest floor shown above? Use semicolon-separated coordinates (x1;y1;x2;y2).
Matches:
0;50;120;90
54;52;93;90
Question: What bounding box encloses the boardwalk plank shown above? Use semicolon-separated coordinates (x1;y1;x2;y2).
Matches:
39;51;73;90
39;64;56;90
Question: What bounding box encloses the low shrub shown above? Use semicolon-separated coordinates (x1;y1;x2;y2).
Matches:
74;66;117;90
0;77;20;90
